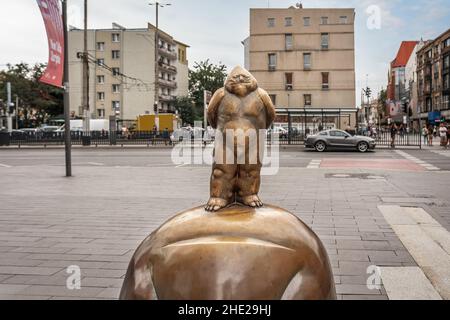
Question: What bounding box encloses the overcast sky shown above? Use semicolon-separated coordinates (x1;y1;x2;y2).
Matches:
1;0;449;104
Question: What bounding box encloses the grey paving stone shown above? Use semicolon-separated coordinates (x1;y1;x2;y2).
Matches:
0;266;62;276
336;284;382;295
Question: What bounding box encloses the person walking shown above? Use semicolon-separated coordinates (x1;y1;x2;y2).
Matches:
439;123;448;149
390;123;398;149
447;123;450;148
422;125;429;146
428;125;434;146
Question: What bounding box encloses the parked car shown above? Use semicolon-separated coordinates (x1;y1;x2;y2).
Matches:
305;130;376;153
267;127;288;139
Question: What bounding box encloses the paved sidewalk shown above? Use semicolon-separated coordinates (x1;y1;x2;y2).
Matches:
0;163;449;299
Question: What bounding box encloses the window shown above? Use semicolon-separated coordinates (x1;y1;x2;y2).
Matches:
444;74;449;90
96;42;105;51
112;84;120;93
285;34;293;50
97;92;105;101
112;68;120;76
319;132;328;136
112;33;120;42
112;50;120;59
97;75;105;84
268;53;277;70
97;109;105;118
267;18;275;28
285;73;293;90
303;53;311;70
444;55;450;69
330;130;349;137
97;59;105;66
340;16;348;24
304;94;312;107
322;72;329;89
285;17;293;27
444;38;450;48
303;17;310;26
321;17;328;25
269;94;277;105
321;33;329;50
112;101;120;111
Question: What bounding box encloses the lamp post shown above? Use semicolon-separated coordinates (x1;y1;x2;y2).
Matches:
149;2;171;131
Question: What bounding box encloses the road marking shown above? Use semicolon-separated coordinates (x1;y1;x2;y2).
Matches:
0;163;12;168
395;150;440;171
380;267;442;300
431;150;450;158
378;205;450;299
175;163;189;168
307;159;321;169
87;162;104;166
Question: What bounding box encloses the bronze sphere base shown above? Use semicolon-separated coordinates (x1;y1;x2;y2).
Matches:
120;204;336;300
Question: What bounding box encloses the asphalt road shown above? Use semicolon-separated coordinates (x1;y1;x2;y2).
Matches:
0;147;449;170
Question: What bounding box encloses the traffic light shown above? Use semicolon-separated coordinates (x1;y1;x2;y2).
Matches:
365;87;372;99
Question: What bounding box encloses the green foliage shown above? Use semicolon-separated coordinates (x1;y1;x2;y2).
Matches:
188;60;227;123
174;96;196;126
377;88;387;119
0;63;63;128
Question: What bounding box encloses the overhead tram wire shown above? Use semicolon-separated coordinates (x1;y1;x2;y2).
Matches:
83;53;156;91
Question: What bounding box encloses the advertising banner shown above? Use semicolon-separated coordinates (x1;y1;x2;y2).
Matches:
36;0;64;87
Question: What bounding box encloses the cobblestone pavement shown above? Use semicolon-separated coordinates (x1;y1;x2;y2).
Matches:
0;148;449;300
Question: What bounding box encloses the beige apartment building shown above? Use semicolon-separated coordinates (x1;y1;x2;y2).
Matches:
244;6;356;133
68;23;189;122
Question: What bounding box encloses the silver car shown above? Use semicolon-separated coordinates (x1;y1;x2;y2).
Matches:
305;130;376;153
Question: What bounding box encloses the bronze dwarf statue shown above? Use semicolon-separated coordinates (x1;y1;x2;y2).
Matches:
120;67;336;300
206;66;276;212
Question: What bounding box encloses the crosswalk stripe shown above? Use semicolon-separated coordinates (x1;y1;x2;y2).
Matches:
395;150;440;171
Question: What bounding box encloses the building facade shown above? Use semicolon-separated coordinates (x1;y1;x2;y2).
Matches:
243;6;356;133
68;23;189;122
417;28;450;125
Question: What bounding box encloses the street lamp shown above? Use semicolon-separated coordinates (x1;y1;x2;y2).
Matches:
149;2;171;131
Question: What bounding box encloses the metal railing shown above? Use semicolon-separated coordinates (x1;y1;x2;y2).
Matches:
2;130;423;148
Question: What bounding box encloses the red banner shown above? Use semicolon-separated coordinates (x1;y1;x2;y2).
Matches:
36;0;64;87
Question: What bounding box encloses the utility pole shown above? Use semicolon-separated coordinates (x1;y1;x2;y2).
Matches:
15;95;19;129
82;0;90;139
6;82;12;133
149;1;171;131
62;0;72;177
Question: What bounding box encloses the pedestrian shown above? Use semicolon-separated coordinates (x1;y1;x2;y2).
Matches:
428;125;434;146
422;125;429;146
439;123;448;149
390;123;397;148
447;123;450;148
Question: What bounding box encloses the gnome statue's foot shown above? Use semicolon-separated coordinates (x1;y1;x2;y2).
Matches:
237;195;263;208
205;197;230;212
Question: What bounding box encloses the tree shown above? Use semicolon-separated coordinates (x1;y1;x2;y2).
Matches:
0;63;63;128
377;88;387;120
189;60;227;122
174;96;195;126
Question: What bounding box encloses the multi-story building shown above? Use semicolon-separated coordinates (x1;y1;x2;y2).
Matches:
243;5;356;133
417;28;450;125
387;41;418;104
68;23;189;122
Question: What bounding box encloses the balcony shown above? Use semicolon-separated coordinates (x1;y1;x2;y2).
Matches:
158;46;177;60
159;62;177;74
159;94;176;103
158;78;178;89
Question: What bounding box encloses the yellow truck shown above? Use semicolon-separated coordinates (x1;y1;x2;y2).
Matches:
136;114;181;132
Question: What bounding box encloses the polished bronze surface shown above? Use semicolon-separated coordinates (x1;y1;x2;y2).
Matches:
205;66;276;212
119;204;336;300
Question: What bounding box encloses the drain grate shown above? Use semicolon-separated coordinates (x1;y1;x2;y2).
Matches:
325;173;386;180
